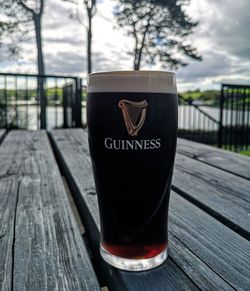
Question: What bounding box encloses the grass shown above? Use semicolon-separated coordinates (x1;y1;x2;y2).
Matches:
181;91;204;100
180;90;221;106
0;88;87;103
220;144;250;156
238;150;250;156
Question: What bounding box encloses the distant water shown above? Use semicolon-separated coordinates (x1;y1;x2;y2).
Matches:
3;105;247;130
2;106;87;130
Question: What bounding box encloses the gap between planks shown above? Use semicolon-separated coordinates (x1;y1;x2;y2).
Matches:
50;129;247;291
62;176;85;236
177;138;250;181
49;133;111;290
0;130;101;290
0;129;7;145
63;176;109;291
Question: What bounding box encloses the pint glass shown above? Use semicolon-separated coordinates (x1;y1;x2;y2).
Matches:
87;71;178;271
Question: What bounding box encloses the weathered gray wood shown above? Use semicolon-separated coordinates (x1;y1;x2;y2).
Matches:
169;193;250;291
0;131;100;291
50;129;199;291
173;153;250;239
0;129;6;144
177;138;250;180
50;128;246;291
0;130;35;291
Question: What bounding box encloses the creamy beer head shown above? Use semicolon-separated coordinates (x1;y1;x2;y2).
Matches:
87;70;178;271
88;70;177;94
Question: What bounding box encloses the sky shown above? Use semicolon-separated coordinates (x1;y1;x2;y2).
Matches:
0;0;249;91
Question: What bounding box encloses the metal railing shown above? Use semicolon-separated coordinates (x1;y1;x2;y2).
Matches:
0;73;82;130
178;94;219;145
218;84;250;151
1;73;249;152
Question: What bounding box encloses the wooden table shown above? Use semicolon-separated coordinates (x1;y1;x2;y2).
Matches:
0;129;249;291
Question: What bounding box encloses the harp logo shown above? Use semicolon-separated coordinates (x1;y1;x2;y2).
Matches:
118;99;148;136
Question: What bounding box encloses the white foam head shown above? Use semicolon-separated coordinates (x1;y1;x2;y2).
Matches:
87;71;177;94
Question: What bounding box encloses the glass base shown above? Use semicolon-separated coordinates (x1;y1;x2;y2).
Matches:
100;244;168;271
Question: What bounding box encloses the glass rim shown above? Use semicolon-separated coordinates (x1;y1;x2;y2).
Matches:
87;70;177;94
89;70;175;77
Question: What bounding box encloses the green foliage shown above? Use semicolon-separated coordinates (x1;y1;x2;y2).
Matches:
114;0;202;70
181;89;250;107
0;86;87;104
0;88;64;105
239;150;250;156
181;90;220;105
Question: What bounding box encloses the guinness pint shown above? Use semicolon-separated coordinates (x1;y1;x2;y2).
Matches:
87;71;178;271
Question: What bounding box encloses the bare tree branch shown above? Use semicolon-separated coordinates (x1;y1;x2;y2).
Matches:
114;0;202;70
17;0;35;15
64;0;97;73
0;0;45;74
40;0;45;15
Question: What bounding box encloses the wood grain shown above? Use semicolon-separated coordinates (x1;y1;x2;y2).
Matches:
177;138;250;180
169;193;250;291
0;130;28;291
173;153;250;239
0;131;100;291
50;128;245;291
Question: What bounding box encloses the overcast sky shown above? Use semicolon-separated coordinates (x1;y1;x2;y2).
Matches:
0;0;249;91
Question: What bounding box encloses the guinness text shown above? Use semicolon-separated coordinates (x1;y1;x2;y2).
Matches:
104;137;161;150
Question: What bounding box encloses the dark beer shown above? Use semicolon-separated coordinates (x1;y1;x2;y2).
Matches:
87;71;178;271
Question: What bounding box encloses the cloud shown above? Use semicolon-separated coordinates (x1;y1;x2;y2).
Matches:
205;0;250;59
45;51;86;75
0;0;249;90
176;0;250;90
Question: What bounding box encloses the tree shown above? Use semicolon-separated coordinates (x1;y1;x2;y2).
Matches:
0;0;45;75
65;0;97;74
0;0;46;128
114;0;202;70
85;0;96;74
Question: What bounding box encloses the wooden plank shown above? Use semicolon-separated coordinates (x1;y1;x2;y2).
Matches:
50;128;241;291
173;154;250;240
177;138;250;180
0;129;6;144
0;130;28;291
49;129;199;291
169;193;250;291
0;131;100;291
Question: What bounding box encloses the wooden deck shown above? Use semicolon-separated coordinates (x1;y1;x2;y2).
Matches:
177;138;250;180
0;129;249;290
0;131;100;291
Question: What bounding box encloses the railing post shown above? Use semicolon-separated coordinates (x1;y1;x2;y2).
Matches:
4;76;8;129
63;85;68;128
75;78;82;127
218;85;224;148
39;76;46;129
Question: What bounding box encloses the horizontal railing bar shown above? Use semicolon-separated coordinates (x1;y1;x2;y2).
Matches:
0;72;79;80
222;84;250;89
192;103;219;125
178;94;219;125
